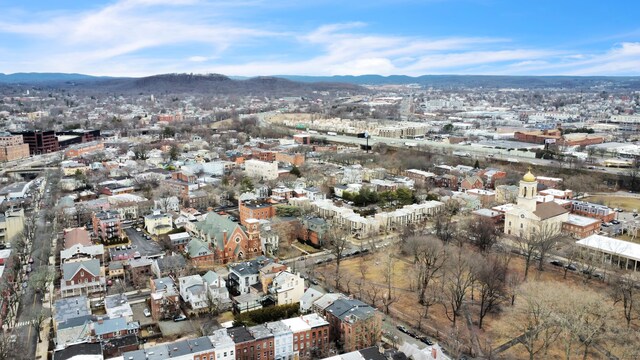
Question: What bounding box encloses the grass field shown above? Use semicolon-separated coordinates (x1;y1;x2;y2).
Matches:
583;195;640;211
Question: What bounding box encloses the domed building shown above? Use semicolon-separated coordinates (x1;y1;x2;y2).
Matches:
504;169;569;239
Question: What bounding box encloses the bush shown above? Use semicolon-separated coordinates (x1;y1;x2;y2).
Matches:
234;303;300;326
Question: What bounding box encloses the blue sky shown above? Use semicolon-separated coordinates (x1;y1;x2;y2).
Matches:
0;0;639;77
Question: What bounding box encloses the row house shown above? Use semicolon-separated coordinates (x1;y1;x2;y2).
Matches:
281;314;330;359
570;200;617;222
92;317;139;341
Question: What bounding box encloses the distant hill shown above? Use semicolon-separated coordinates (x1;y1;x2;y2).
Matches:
277;74;640;89
3;72;640;91
68;73;364;95
0;72;111;83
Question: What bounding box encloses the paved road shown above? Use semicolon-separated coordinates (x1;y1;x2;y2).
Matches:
13;180;53;359
315;133;631;176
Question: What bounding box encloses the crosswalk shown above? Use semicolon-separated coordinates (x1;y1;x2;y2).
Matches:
14;320;35;328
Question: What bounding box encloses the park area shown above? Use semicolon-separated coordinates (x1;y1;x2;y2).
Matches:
583;195;640;211
315;243;640;360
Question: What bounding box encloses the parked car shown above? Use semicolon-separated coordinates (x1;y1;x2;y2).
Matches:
611;220;620;225
143;308;151;317
397;325;409;334
28;257;34;264
310;279;319;285
550;260;564;267
564;264;577;271
420;336;434;346
173;313;187;322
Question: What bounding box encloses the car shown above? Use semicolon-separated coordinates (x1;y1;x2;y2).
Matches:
28;257;34;264
173;314;187;322
22;282;27;289
564;264;577;271
143;308;151;317
127;245;132;249
136;228;142;232
616;209;624;213
94;301;104;307
396;325;409;334
310;279;319;285
299;256;306;261
601;223;609;227
107;279;113;286
611;220;621;225
550;260;564;267
26;265;32;273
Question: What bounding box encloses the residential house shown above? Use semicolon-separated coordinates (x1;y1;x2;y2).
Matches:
144;211;173;236
92;317;139;341
60;259;105;298
179;275;208;314
60;243;104;264
128;257;153;287
268;271;305;306
150;277;181;321
203;270;231;311
63;227;92;249
324;298;382;353
265;321;294;360
460;176;484;192
104;294;133;322
227;257;274;295
151;254;187;278
166;232;190;252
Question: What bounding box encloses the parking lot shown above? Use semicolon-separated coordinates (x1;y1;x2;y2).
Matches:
124;227;165;258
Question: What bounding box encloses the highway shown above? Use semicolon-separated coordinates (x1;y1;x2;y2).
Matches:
315;133;631;176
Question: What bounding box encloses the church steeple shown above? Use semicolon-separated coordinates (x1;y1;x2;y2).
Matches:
518;167;538;212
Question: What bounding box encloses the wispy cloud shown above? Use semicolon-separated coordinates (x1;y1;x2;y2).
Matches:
0;0;639;76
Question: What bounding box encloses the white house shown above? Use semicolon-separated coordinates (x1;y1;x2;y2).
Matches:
178;275;208;312
270;271;305;305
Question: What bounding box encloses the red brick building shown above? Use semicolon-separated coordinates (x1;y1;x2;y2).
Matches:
460;176;484;192
562;214;601;239
239;200;276;227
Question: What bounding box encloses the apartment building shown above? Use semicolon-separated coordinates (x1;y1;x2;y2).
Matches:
245;159;279;180
0;208;24;244
92;210;123;244
0;133;30;162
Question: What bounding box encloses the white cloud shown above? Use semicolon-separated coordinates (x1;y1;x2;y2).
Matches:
0;1;639;76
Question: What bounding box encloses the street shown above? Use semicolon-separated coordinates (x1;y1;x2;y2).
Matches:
12;179;54;359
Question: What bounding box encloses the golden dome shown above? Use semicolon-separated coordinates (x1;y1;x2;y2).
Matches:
523;170;536;182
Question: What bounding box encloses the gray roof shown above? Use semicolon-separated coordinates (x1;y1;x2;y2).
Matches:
104;293;128;309
156;254;187;273
93;317;138;336
166;337;214;357
54;296;90;324
248;324;273;340
194;211;243;249
53;342;102;360
57;314;93;331
62;259;100;281
123;344;170;360
326;298;377;321
228;326;255;344
229;256;271;276
202;270;221;284
186;238;212;258
265;320;292;336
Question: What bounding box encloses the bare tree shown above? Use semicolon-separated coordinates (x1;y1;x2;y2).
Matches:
611;273;640;328
381;253;398;315
434;213;457;243
415;237;448;305
327;228;350;290
442;246;477;326
467;217;499;252
476;254;508;329
533;224;564;271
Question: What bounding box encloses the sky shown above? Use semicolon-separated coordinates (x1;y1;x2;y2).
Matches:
0;0;640;77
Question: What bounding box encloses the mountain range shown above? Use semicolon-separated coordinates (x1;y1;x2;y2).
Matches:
2;72;640;90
